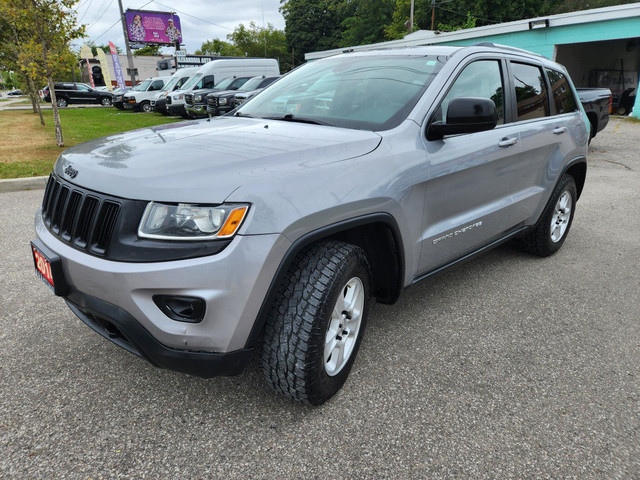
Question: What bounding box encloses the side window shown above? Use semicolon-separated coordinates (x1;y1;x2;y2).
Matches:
229;77;249;90
438;60;505;125
202;75;216;89
76;84;90;92
149;80;164;91
511;62;549;121
545;69;577;115
176;76;189;89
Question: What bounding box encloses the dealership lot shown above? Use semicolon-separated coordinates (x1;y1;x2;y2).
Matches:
0;118;638;478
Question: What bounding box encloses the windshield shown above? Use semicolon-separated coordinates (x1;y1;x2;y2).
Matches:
132;80;151;91
162;77;179;92
237;55;446;130
181;73;202;91
238;77;265;92
213;77;235;90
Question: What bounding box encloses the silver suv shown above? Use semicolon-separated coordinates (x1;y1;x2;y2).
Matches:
32;45;588;405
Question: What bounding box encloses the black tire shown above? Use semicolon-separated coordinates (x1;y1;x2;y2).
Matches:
261;240;371;406
101;97;112;106
520;174;577;257
140;101;152;113
56;97;68;107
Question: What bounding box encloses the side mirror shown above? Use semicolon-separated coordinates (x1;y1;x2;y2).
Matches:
427;97;498;140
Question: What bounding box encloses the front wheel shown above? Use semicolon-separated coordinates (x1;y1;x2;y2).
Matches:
520;174;577;256
262;241;371;406
101;97;112;106
140;101;152;113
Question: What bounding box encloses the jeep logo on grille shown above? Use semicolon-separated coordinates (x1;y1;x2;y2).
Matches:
64;165;78;179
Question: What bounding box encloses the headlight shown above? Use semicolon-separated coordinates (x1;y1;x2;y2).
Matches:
138;202;249;240
194;94;203;102
173;94;184;100
219;97;228;105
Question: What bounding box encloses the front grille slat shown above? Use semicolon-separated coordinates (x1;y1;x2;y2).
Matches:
91;201;120;253
51;186;69;233
74;196;99;249
40;175;121;256
61;191;82;241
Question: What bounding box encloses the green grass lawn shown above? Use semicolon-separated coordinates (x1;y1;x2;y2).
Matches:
1;108;182;179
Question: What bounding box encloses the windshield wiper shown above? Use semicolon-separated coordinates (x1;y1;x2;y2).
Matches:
234;112;254;118
263;114;333;126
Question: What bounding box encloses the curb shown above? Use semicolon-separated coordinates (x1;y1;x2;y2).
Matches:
0;176;48;193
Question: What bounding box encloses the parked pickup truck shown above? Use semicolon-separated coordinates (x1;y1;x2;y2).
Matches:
577;88;611;141
32;44;589;406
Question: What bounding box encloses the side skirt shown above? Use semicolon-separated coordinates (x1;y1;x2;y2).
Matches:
412;225;530;285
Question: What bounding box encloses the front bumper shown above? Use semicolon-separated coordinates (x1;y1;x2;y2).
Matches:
166;103;186;116
123;100;139;110
34;208;291;376
185;103;207;117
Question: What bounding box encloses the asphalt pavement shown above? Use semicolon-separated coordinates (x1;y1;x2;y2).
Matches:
0;118;638;479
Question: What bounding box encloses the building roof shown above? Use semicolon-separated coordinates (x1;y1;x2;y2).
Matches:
306;2;640;60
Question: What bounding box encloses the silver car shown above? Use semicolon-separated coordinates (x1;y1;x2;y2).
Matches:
32;45;588;405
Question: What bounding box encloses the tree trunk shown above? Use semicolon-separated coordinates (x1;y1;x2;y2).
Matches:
26;75;45;126
47;76;64;147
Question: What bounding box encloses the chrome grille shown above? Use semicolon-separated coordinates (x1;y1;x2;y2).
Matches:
41;175;121;256
185;94;193;106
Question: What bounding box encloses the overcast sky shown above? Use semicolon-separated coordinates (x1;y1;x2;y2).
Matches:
80;0;286;54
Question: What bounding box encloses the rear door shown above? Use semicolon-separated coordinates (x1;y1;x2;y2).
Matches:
505;60;574;223
418;56;531;274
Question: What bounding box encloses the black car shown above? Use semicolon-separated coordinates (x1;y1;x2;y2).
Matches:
43;83;114;107
206;76;279;116
184;76;252;118
7;89;23;96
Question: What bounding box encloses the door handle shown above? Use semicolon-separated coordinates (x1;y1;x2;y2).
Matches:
498;137;518;148
553;127;567;134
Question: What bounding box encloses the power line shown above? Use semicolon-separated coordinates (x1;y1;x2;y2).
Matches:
78;0;95;23
88;0;114;25
91;0;153;41
435;5;500;25
152;0;234;31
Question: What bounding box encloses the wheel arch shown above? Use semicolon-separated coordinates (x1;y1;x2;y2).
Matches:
244;213;405;349
564;157;587;200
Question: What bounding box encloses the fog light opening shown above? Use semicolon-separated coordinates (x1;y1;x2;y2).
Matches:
153;295;206;323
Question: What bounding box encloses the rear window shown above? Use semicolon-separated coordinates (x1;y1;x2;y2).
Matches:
546;69;577;115
511;62;549;121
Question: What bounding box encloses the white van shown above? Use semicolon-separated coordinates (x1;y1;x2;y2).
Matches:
166;58;279;116
122;76;167;112
150;67;199;114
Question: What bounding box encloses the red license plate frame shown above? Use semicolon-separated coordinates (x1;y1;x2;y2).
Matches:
31;240;68;296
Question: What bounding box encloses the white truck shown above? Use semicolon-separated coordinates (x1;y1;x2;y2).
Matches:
150;67;199;114
122;76;168;112
166;58;279;117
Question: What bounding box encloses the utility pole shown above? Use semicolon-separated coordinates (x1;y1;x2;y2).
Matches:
431;0;436;30
117;0;136;87
410;0;414;33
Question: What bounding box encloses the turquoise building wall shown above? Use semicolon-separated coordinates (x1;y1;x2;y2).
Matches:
439;17;640;118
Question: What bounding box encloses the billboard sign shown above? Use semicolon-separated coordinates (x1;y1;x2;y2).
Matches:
125;9;182;45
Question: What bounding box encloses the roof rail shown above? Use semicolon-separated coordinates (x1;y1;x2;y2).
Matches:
470;42;545;58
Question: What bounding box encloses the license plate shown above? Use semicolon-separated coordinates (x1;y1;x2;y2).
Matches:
31;241;68;296
33;244;54;290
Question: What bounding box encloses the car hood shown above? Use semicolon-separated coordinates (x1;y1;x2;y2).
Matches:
54;116;382;203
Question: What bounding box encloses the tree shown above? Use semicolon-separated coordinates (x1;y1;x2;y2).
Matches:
340;0;395;46
280;0;345;65
195;39;240;56
133;44;162;56
1;0;84;146
228;22;291;70
384;0;415;39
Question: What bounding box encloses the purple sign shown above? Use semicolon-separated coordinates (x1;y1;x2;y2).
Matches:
109;41;126;89
125;10;182;45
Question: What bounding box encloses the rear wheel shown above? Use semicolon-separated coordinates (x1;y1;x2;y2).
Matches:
520;174;577;257
262;241;371;406
56;97;68;107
